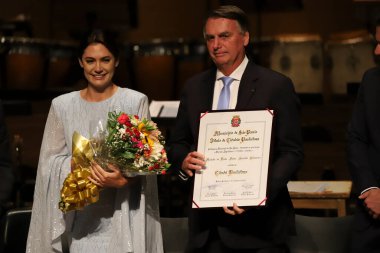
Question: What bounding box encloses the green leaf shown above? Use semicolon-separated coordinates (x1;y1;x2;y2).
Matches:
122;151;135;159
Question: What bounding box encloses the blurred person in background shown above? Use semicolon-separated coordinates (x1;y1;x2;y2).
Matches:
347;17;380;253
0;100;15;214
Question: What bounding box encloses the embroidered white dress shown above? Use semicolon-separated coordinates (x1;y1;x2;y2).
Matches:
26;87;163;253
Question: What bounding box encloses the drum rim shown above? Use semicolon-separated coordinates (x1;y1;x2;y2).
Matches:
326;30;373;45
273;34;322;43
0;36;50;45
131;37;207;56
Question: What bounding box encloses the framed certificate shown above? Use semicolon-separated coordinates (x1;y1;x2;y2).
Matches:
192;110;273;208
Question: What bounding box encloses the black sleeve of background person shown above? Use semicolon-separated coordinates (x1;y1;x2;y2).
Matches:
0;100;14;202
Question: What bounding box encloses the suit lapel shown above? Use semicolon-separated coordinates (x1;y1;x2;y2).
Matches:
198;68;216;112
236;62;259;110
196;62;260;112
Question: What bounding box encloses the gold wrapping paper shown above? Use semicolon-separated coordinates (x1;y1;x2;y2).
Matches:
59;132;100;212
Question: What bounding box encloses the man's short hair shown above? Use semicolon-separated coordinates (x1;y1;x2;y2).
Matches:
205;5;250;34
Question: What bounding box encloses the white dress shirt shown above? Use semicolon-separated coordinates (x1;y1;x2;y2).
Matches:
212;56;249;110
178;56;250;181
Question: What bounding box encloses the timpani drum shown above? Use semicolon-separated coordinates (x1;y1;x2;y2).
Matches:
251;37;276;69
112;42;133;87
258;34;324;94
46;40;78;89
176;39;208;99
132;39;179;101
2;37;47;90
0;38;6;88
326;31;376;95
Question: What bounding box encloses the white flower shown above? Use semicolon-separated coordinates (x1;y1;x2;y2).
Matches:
118;127;126;134
133;156;146;168
130;117;139;126
150;142;164;160
116;128;126;140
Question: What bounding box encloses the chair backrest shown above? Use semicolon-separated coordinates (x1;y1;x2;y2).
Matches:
0;207;32;253
287;214;353;253
160;217;188;253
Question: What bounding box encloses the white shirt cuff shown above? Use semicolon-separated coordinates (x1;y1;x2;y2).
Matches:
361;187;380;195
178;169;189;181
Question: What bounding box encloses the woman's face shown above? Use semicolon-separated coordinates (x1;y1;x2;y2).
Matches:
79;43;119;90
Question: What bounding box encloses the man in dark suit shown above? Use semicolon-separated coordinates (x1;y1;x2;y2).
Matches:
168;5;303;253
347;18;380;253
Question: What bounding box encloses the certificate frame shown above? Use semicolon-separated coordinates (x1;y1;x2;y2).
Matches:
192;110;273;208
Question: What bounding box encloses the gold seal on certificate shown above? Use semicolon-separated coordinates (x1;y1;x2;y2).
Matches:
192;110;273;208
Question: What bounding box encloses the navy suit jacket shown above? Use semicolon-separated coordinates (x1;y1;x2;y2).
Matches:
347;67;380;251
168;62;304;249
348;67;380;194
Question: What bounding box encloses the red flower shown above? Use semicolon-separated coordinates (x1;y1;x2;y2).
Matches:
143;150;151;157
133;128;140;137
161;170;167;175
117;113;130;125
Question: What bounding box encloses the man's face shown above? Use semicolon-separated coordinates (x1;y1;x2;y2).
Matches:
204;18;249;75
375;26;380;56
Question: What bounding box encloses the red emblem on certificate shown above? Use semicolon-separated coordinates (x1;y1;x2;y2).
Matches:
231;115;241;127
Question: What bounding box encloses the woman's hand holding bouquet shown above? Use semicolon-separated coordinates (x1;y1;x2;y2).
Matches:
88;162;128;188
59;111;170;212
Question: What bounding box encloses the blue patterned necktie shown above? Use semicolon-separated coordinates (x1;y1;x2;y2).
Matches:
217;76;234;110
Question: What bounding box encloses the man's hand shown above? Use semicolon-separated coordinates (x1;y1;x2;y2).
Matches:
223;203;246;216
181;151;206;177
359;188;380;219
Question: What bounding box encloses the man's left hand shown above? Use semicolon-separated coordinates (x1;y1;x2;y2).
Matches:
223;203;246;215
359;188;380;219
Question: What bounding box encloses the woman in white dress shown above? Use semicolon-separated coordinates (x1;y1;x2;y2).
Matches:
26;31;163;253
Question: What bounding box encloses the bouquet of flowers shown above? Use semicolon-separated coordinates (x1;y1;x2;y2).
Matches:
59;111;170;212
94;111;170;176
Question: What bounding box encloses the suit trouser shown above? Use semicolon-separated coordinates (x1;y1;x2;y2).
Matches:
351;203;380;253
185;227;289;253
